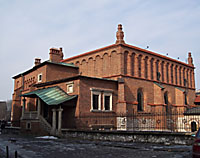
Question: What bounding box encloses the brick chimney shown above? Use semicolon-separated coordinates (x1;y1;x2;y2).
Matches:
34;58;41;66
49;47;64;63
188;52;194;66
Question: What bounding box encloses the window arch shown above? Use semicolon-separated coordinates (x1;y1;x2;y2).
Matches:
137;88;144;111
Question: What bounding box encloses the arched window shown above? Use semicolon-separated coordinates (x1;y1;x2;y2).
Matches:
124;51;128;75
179;67;182;85
156;60;160;81
171;64;174;84
164;92;168;113
138;55;142;77
191;121;197;132
137;88;143;111
161;62;164;82
131;53;135;76
166;63;169;83
184;92;188;105
145;57;148;79
175;66;178;85
150;59;154;80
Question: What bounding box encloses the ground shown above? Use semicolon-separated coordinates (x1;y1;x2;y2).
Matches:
0;133;192;158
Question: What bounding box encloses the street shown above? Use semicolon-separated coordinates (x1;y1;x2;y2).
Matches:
0;134;192;158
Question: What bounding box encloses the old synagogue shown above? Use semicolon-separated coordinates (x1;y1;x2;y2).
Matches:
11;24;196;135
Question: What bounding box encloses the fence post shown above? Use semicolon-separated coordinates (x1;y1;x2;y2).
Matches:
6;146;9;158
15;151;18;158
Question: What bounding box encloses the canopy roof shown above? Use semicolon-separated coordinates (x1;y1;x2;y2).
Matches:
21;86;77;105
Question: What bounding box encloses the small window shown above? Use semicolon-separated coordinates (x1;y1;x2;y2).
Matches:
67;84;73;93
91;91;101;111
26;122;31;130
38;73;42;82
104;93;112;111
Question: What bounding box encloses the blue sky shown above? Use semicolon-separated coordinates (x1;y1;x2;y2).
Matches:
0;0;200;100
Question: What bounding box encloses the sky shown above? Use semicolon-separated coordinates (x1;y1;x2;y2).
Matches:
0;0;200;101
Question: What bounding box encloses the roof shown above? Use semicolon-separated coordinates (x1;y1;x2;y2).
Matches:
34;75;118;88
175;87;185;92
62;43;194;68
184;107;200;115
21;86;77;105
195;96;200;103
154;82;165;90
62;44;117;62
13;61;78;79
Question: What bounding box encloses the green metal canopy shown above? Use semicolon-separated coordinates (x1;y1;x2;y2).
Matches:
21;86;77;105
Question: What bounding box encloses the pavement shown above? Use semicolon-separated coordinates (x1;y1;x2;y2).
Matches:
0;133;192;158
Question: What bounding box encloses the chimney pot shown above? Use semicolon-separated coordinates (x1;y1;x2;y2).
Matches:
34;58;41;66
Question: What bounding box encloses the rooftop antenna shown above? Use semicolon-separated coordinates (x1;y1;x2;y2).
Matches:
145;46;149;49
166;53;168;56
177;57;179;59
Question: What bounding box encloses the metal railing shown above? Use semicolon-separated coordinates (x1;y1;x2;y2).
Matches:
74;110;200;133
22;111;38;120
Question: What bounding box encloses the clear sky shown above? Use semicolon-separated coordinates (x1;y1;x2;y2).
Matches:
0;0;200;101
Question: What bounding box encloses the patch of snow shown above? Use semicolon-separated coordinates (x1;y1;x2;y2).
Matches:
36;136;58;139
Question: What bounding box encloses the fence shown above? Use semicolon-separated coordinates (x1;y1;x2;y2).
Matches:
75;110;200;133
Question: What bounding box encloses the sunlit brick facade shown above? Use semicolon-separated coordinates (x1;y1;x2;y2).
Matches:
11;24;196;134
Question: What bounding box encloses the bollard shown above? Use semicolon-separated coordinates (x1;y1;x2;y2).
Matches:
15;151;18;158
6;146;9;158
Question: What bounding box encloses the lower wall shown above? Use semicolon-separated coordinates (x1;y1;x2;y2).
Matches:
20;120;49;136
63;130;194;145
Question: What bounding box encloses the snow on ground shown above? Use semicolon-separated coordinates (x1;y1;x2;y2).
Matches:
35;136;58;139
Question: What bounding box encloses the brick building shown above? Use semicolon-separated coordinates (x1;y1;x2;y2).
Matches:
0;101;7;120
11;24;196;135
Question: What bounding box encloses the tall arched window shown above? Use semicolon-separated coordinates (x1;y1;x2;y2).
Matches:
179;67;182;85
150;59;154;80
171;64;174;84
184;92;188;105
137;88;143;111
124;51;128;75
138;55;142;77
161;62;164;82
164;92;168;113
131;53;135;76
183;68;186;86
175;66;178;85
166;63;169;83
145;57;148;79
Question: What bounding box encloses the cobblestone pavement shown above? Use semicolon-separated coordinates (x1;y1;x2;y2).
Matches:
0;134;192;158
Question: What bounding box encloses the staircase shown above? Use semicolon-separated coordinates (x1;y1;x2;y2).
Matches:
39;116;52;134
